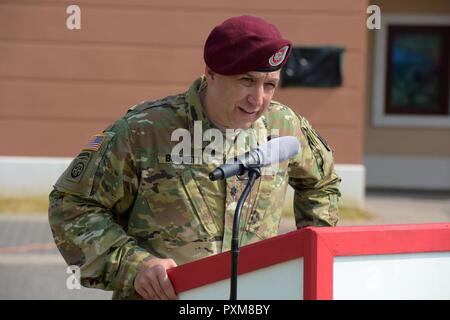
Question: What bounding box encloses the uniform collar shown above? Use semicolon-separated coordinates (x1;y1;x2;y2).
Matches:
186;76;212;132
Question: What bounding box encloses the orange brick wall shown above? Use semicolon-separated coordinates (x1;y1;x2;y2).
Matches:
0;0;368;164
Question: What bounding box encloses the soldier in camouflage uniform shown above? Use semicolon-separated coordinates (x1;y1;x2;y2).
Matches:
48;15;340;300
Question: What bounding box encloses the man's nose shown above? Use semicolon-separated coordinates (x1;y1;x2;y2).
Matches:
247;86;264;107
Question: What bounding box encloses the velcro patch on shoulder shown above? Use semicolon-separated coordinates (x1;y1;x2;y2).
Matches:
82;134;105;152
55;131;115;197
66;151;92;183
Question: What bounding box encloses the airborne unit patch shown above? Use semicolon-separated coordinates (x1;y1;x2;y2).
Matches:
66;151;91;183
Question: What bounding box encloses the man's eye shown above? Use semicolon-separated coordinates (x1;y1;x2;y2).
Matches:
265;83;276;89
241;78;253;85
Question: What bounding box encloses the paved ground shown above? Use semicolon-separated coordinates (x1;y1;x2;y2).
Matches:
0;215;112;300
352;189;450;225
1;189;449;299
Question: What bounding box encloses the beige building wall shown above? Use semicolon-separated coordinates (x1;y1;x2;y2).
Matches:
0;0;368;166
365;0;450;157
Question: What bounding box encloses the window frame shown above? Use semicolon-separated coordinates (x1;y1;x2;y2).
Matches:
372;14;450;128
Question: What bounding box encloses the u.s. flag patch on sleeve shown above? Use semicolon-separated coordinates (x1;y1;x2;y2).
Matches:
82;134;105;152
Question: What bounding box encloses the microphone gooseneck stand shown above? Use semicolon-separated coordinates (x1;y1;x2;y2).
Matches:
230;167;261;300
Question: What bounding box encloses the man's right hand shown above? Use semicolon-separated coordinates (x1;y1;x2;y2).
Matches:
134;258;178;300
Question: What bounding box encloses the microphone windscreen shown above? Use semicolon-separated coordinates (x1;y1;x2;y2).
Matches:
257;136;300;167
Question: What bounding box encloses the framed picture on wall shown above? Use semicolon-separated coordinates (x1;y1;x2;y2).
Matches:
372;14;450;127
385;26;449;116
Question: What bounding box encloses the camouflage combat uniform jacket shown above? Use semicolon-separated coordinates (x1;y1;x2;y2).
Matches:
48;76;341;299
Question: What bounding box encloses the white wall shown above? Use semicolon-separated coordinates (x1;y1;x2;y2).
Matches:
0;157;365;208
0;156;71;196
365;155;450;189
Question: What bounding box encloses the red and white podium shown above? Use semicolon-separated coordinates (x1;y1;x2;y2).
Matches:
167;223;450;299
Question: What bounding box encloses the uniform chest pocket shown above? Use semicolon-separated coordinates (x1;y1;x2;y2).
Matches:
180;169;219;236
245;165;289;239
132;167;218;244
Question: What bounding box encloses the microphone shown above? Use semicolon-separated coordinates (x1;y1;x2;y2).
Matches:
208;136;300;181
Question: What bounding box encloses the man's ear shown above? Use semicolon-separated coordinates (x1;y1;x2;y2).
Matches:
204;66;216;81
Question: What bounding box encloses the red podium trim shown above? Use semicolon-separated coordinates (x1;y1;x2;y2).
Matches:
168;223;450;299
168;229;305;294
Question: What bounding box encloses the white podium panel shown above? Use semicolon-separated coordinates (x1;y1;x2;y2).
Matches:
179;258;304;300
334;252;450;300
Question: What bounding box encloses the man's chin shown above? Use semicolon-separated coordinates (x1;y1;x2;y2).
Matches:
233;115;262;130
232;122;253;130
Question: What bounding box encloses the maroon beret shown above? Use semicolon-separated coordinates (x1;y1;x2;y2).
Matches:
204;15;292;75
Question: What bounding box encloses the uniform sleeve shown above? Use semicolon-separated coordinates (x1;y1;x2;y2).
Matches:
48;118;153;296
288;115;341;228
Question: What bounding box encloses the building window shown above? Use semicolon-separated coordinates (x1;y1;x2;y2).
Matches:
372;15;450;128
